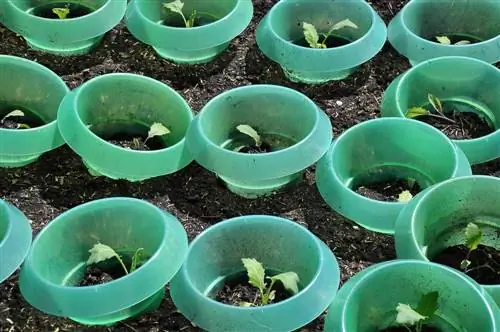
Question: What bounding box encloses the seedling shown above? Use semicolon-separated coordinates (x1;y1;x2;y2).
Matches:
145;122;170;144
1;110;30;129
435;36;471;45
163;0;218;28
239;258;299;306
394;291;439;332
460;222;483;270
87;242;146;275
407;94;456;124
233;124;262;152
397;190;413;202
302;19;358;49
52;7;70;19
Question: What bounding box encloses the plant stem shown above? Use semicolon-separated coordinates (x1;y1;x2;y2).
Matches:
115;254;129;275
426;112;456;124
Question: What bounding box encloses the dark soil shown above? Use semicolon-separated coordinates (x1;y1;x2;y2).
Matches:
5;0;495;331
106;134;164;151
0;110;45;129
294;35;352;48
355;179;422;202
381;325;441;332
418;111;493;140
77;266;115;287
214;272;291;306
235;142;273;154
432;244;500;285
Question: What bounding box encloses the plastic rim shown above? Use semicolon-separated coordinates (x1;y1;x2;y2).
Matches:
19;197;188;318
186;84;333;181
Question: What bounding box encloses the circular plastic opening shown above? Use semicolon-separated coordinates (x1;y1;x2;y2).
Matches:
11;0;107;20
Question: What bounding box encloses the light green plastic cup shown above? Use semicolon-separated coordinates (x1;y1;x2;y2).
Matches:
0;199;32;284
324;260;500;332
19;197;188;326
255;0;387;84
0;0;126;55
315;118;471;234
125;0;253;64
185;84;332;199
388;0;500;66
57;73;194;181
395;175;500;308
0;55;69;167
381;56;500;165
170;215;340;332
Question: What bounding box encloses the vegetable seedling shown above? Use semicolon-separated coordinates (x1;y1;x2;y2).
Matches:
435;36;471;46
239;258;299;306
1;110;31;129
302;19;358;49
393;291;439;332
163;0;218;28
87;242;146;276
145;122;170;145
407;94;456;124
52;7;70;19
397;190;413;202
460;222;483;270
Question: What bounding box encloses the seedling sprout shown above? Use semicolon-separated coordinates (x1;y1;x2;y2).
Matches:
394;291;439;332
302;19;358;49
87;242;146;275
163;0;218;28
52;7;70;19
460;222;483;270
407;94;456;124
1;110;30;129
435;36;471;45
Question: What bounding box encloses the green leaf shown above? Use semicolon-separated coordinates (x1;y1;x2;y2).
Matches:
268;290;276;302
17;123;31;129
147;122;170;140
239;301;254;307
241;258;266;293
397;190;413;202
163;0;184;14
436;36;451;45
460;259;471;270
269;271;300;294
1;110;24;123
236;124;261;147
303;22;322;48
406;107;429;119
396;303;427;326
87;243;119;265
455;40;471;45
130;248;145;272
415;291;439;317
465;222;482;251
52;7;70;19
428;94;443;113
330;19;358;31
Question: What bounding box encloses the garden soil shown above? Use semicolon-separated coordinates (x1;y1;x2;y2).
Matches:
1;0;500;331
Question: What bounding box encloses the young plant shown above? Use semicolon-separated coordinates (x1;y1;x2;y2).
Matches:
163;0;218;28
406;94;455;124
435;36;471;45
397;190;413;202
302;19;358;49
1;110;30;129
52;7;70;19
460;222;483;270
240;258;299;306
395;291;439;332
87;243;146;276
145;122;170;144
232;124;263;152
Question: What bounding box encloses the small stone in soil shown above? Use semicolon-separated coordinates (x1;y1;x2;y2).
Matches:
78;266;114;286
432;244;500;285
355;179;422;202
380;325;442;332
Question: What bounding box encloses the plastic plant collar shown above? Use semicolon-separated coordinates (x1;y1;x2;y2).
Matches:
0;199;32;284
185;84;332;199
0;0;126;56
381;56;500;165
125;0;253;64
0;55;69;168
255;0;387;84
395;175;500;308
57;73;194;181
19;197;188;326
388;0;500;66
170;215;340;331
324;260;500;332
315;117;471;234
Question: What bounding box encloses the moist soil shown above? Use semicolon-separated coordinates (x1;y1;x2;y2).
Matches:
2;0;499;331
355;179;422;202
417;111;493;140
214;273;291;306
106;134;164;151
77;266;115;287
294;35;352;48
380;325;441;332
432;244;500;285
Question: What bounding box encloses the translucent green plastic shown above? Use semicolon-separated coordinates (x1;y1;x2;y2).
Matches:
381;56;500;165
125;0;253;64
185;84;332;198
0;55;69;167
0;199;32;284
57;73;194;181
0;0;126;55
19;197;188;326
395;175;500;308
255;0;387;84
315;118;471;234
324;260;500;332
388;0;500;65
170;215;340;331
